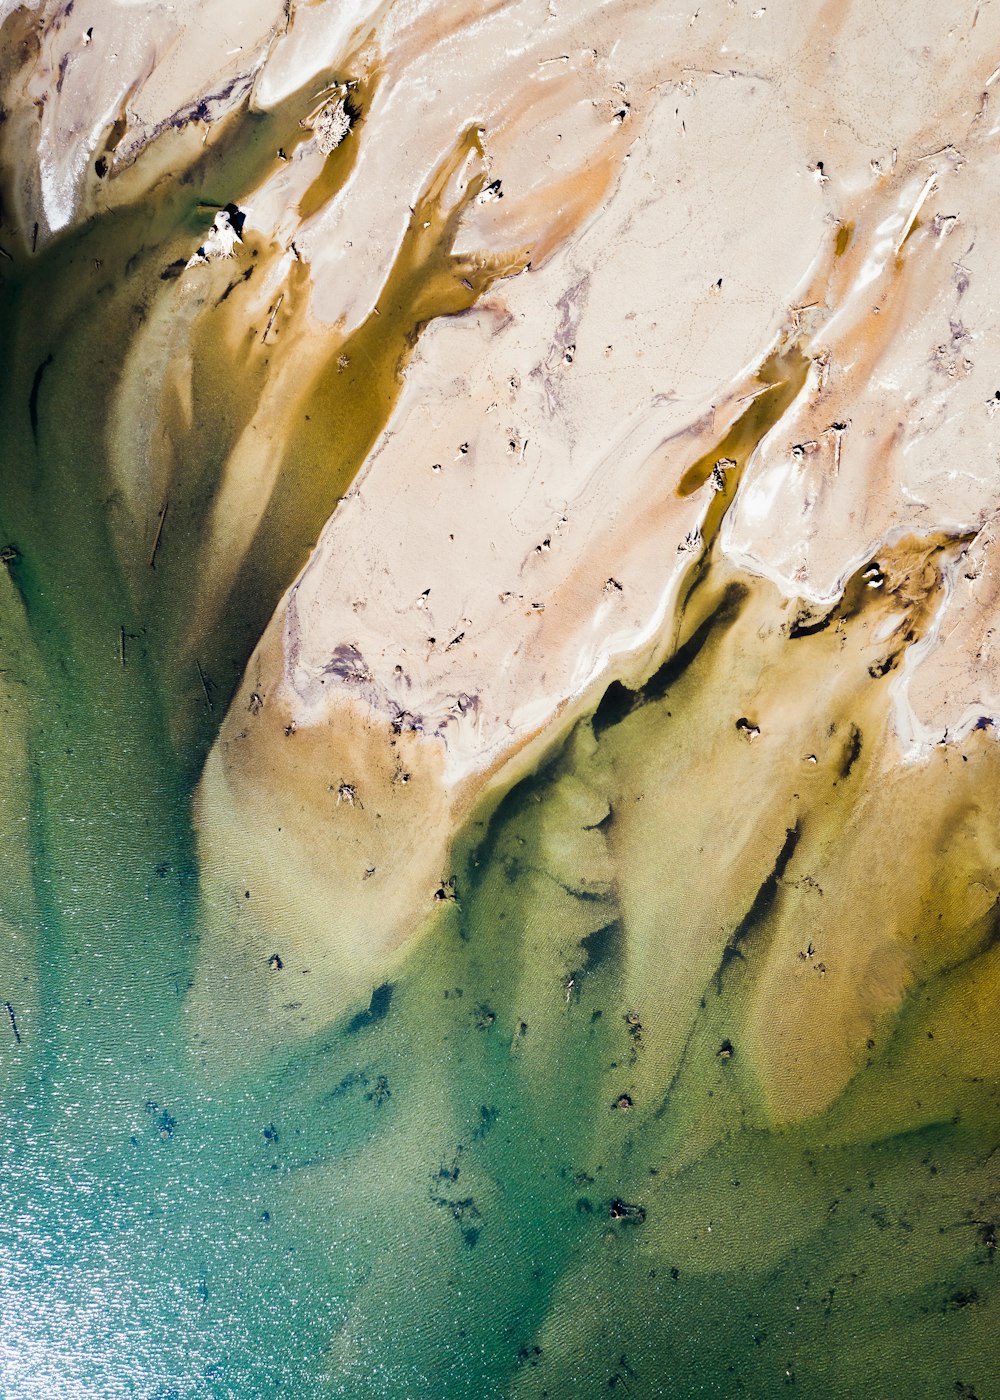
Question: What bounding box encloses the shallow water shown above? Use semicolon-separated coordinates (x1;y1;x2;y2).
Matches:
1;520;997;1399
0;58;997;1400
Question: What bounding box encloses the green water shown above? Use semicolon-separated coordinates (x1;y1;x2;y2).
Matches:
0;61;997;1400
2;680;996;1398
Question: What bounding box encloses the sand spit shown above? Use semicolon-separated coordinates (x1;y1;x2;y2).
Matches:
5;0;1000;1032
241;0;1000;781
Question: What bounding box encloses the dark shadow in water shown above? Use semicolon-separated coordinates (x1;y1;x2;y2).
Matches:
347;981;395;1033
592;582;747;738
714;821;800;992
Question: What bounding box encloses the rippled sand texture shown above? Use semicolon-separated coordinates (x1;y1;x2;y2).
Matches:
0;0;999;1396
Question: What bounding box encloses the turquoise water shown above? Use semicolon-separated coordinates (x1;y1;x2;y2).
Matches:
0;720;996;1399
